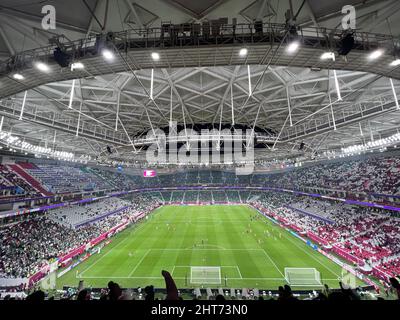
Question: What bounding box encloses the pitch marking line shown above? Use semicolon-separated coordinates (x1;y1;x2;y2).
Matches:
252;206;341;279
79;235;131;277
184;244;227;250
79;222;148;277
150;248;264;251
173;265;240;268
171;265;242;278
261;249;285;278
281;232;341;278
127;249;151;277
75;276;285;280
236;266;243;279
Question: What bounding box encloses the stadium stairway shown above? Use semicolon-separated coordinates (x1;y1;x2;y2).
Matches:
8;164;53;196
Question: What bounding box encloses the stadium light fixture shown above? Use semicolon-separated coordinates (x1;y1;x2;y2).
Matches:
34;62;50;72
239;48;248;57
12;73;24;80
287;41;300;53
390;59;400;67
151;52;160;61
368;49;384;60
102;49;114;61
320;52;335;60
71;62;84;71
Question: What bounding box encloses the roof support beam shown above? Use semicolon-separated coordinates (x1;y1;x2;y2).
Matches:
0;23;15;55
125;0;144;28
82;0;104;30
162;69;194;125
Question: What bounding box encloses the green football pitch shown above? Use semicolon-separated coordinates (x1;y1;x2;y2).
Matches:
56;205;366;290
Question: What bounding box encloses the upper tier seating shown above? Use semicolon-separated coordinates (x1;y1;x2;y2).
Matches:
259;156;400;196
2;153;400;201
9;164;52;196
89;155;400;201
47;197;132;228
0;165;41;197
23;164;113;194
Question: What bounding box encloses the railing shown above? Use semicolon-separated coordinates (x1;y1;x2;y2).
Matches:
2;184;400;219
0;22;395;74
0;100;129;146
280;91;400;141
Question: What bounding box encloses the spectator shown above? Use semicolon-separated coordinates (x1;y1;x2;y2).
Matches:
162;270;179;300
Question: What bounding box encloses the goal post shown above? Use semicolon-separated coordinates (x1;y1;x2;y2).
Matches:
190;266;221;285
284;268;322;286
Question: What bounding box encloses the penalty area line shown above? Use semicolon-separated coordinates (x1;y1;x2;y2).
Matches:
77;222;148;277
127;249;151;277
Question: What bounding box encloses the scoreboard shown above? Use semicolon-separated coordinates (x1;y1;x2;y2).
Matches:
143;169;157;177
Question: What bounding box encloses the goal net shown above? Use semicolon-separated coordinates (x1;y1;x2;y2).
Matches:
284;268;322;286
190;266;221;285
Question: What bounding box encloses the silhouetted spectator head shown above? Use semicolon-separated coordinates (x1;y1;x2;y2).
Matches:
144;285;155;301
77;289;90;301
278;286;285;300
26;290;45;301
389;277;400;289
339;281;360;300
215;294;225;301
389;278;400;300
284;285;292;294
108;282;122;301
107;281;115;290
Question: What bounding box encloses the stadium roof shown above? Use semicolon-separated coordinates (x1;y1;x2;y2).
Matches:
1;0;400;166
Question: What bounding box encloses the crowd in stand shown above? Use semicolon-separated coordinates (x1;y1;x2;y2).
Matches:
91;168;136;190
48;198;132;228
162;190;251;203
289;197;338;218
23;164;114;194
258;156;400;197
0;163;120;201
252;193;400;278
1;154;400;300
85;155;400;203
1;154;400;202
0;164;38;197
0;195;157;279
